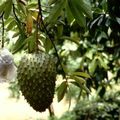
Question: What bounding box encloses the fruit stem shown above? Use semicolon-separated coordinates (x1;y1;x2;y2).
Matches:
48;104;55;117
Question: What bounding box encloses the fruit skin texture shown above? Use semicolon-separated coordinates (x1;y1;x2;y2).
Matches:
17;52;56;112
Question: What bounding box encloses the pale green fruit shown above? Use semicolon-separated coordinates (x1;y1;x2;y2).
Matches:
17;52;56;112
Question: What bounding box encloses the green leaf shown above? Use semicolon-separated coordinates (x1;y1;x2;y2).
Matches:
98;57;108;70
27;35;36;53
4;17;14;26
74;0;93;19
47;0;66;24
4;0;12;19
72;72;91;78
70;81;80;88
6;20;16;31
60;36;80;45
70;75;86;86
88;58;97;75
69;76;90;94
57;24;63;38
57;81;67;102
12;32;19;38
66;0;74;24
48;0;57;5
68;0;86;27
17;2;26;15
12;35;27;54
44;38;52;53
0;2;6;15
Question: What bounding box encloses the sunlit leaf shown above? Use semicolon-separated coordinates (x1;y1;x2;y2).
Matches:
98;57;108;70
88;58;97;75
60;36;80;45
69;76;90;94
72;72;91;79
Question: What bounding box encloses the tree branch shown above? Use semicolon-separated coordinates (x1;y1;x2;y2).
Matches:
1;12;5;48
37;0;66;78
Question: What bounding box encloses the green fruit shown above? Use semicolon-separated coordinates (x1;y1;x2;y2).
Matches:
17;52;56;112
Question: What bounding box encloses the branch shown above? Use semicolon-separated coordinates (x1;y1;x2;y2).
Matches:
37;0;66;78
48;104;55;117
12;4;21;23
1;12;5;48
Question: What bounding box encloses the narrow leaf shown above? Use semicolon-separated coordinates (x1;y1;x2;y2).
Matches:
47;0;66;24
57;81;67;102
69;76;90;94
68;0;86;27
88;58;97;75
98;57;108;69
70;75;86;86
48;0;57;5
74;0;93;19
12;35;27;53
72;72;91;78
66;0;74;24
0;2;6;15
4;0;12;19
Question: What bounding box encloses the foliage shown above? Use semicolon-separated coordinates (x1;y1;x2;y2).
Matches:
0;0;93;102
0;0;120;118
57;88;120;120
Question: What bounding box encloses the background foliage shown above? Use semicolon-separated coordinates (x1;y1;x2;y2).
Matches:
0;0;120;119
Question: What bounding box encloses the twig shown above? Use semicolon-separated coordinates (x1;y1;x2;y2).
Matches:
37;0;66;78
12;4;21;23
77;89;82;103
48;104;55;117
1;12;4;48
12;4;25;27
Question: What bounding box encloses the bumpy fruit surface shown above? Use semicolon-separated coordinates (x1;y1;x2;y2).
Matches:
17;52;56;112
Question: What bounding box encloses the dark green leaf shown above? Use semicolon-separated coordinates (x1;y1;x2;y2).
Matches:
47;0;66;24
72;72;91;78
74;0;93;19
0;2;6;15
68;0;86;27
48;0;57;5
4;0;12;19
57;81;67;102
17;2;26;15
66;0;74;24
12;35;27;54
70;75;86;86
44;39;52;53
